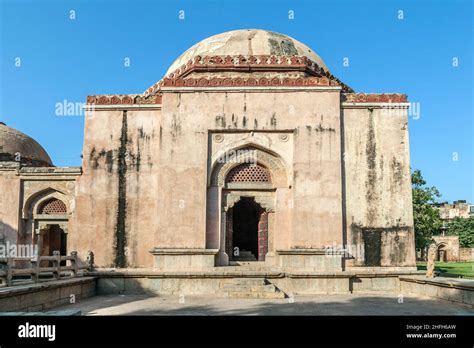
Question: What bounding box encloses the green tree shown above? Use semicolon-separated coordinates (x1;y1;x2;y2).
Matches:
446;216;474;247
411;169;442;250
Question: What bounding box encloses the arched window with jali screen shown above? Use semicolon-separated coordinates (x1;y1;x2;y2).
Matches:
225;163;272;184
37;198;67;215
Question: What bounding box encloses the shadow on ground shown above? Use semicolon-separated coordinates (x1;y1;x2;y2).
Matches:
57;293;474;316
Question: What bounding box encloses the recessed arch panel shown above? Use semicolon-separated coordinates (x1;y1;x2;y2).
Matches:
210;145;289;188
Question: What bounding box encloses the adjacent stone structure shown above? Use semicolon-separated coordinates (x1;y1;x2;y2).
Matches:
0;30;416;285
425;201;474;263
434;200;473;224
0;122;81;263
432;236;460;262
431;235;474;262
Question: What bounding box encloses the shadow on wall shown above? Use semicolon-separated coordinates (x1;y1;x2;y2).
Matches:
0;221;24;270
0;222;16;247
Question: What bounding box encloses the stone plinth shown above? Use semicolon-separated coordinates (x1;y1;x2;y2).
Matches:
276;249;343;271
400;275;474;306
150;248;219;270
0;277;96;312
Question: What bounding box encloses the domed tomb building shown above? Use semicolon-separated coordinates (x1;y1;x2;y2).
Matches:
1;30;415;294
0;122;80;259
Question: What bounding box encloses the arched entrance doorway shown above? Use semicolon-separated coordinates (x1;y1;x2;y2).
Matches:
39;224;67;257
22;193;70;263
208;145;290;266
222;160;275;264
227;197;268;261
33;198;69;265
37;224;67;266
437;244;447;262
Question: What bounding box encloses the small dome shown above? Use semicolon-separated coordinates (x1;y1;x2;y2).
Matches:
166;29;329;75
0;122;52;166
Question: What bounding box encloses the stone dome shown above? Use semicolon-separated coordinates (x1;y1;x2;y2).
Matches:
166;29;329;75
0;122;52;166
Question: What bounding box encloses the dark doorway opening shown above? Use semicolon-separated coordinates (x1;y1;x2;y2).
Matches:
40;225;67;266
437;246;447;262
232;197;262;261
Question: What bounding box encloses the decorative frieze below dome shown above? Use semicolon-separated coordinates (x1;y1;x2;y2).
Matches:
86;94;162;105
343;93;408;103
162;76;340;88
145;54;353;95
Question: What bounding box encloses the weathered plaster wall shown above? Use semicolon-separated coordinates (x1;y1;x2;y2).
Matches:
161;89;343;253
0;169;20;245
72;109;159;267
342;105;415;267
71;90;414;269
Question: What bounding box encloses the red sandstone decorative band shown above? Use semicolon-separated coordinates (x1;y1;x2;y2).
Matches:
145;54;354;95
343;93;408;103
86;92;407;105
167;55;329;79
161;76;340;87
87;57;409;105
86;95;162;105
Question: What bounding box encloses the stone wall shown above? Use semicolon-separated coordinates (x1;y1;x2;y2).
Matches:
0;277;96;312
161;88;343;252
342;104;415;268
460;248;474;262
432;235;460;261
74;88;348;268
92;268;420;296
68;87;416;269
0;167;20;245
93;272;473;307
71;108;160;268
400;275;474;306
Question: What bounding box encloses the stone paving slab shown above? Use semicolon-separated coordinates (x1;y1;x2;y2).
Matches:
51;293;474;316
0;309;81;316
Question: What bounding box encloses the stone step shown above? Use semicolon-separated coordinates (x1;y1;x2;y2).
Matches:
233;251;257;261
224;291;286;299
217;278;287;299
228;261;267;268
249;284;278;293
220;278;267;287
221;284;277;292
232;257;257;262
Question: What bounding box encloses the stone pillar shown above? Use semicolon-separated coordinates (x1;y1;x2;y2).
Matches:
426;243;437;278
265;211;276;266
217;210;229;266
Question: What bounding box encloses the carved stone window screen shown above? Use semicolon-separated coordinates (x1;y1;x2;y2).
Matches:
225;163;271;183
38;198;67;215
210;146;289;187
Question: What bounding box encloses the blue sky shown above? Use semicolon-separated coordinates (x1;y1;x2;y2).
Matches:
0;0;472;202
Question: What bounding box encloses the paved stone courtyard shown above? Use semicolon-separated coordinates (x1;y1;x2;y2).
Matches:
56;293;473;316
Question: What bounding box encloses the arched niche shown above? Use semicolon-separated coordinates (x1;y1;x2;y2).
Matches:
209;145;290;188
206;144;288;266
21;189;71;252
22;188;71;220
436;242;448;262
